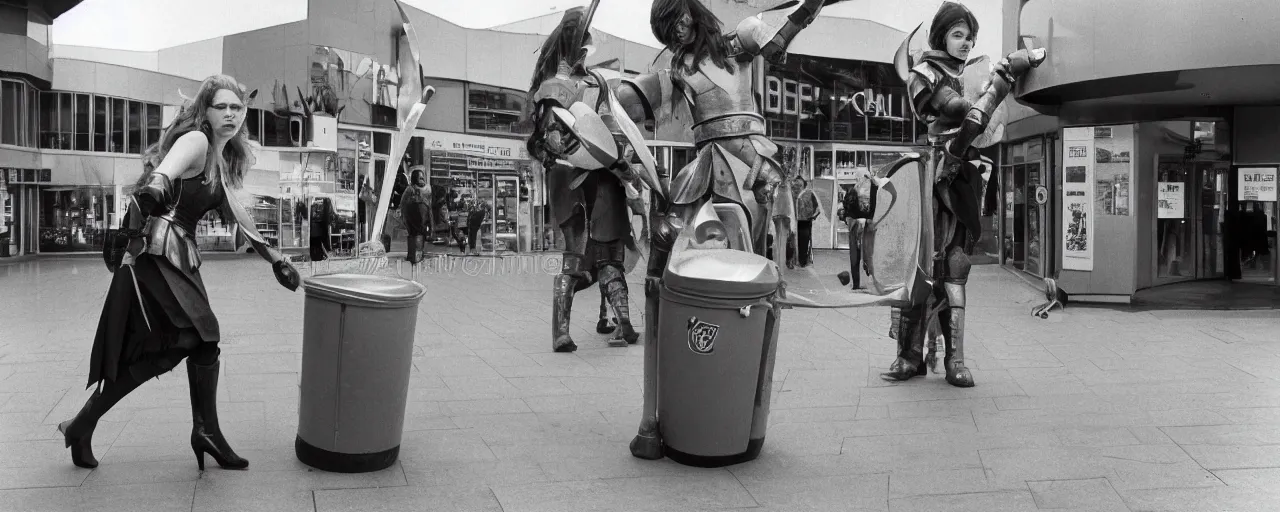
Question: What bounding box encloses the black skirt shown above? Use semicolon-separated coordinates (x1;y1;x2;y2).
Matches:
87;253;219;388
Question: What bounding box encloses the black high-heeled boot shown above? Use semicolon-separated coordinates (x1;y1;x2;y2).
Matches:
58;368;149;468
187;356;248;470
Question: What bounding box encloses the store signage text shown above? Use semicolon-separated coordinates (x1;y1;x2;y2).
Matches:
1239;167;1277;202
1068;146;1088;158
763;75;906;121
420;130;528;159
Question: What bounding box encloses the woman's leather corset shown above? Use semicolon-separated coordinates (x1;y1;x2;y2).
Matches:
142;214;202;273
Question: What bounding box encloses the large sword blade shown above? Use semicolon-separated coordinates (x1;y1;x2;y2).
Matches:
370;87;435;241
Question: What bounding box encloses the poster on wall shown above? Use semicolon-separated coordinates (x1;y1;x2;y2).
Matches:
1158;182;1184;219
1239;167;1277;201
1061;128;1095;271
1092;125;1133;216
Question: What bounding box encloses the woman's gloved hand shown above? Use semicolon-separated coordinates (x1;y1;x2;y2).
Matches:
273;259;300;292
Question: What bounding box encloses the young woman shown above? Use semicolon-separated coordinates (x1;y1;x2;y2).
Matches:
59;74;300;470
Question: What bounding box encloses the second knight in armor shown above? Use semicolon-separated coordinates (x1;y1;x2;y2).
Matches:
527;7;646;353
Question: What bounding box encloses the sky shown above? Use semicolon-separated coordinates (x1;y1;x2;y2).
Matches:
50;0;1003;59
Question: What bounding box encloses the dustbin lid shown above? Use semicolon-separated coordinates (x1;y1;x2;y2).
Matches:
663;249;780;299
302;273;427;308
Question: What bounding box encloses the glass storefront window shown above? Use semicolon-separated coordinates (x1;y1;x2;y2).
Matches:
27;85;37;148
1157;158;1193;278
75;94;90;151
1;81;19;146
763;55;923;145
38;187;113;253
58;93;72;149
466;84;529;135
40;91;57;149
128;101;142;153
111;98;125;153
146;103;162;149
93;96;108;152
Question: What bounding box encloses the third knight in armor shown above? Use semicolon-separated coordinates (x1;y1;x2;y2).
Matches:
879;1;1045;387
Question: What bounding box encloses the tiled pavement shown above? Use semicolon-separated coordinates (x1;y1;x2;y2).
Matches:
1;251;1278;511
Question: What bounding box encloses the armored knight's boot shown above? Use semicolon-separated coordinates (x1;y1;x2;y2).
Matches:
596;292;615;334
552;274;578;353
600;265;639;347
940;282;974;388
880;306;927;381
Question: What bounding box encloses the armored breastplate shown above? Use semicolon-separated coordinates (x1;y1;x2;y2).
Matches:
679;62;764;144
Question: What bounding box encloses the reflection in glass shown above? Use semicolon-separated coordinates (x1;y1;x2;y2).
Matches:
128;101;142;153
1156;160;1192;278
75;94;90;151
39;188;109;253
94;96;107;152
111;98;125;153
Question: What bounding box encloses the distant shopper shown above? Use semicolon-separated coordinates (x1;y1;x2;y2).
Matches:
399;168;432;263
838;167;875;289
793;176;821;267
61;74;299;471
466;200;490;256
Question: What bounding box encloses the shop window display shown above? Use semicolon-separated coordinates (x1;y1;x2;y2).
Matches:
762;54;923;144
467;84;530;135
38;187;113;253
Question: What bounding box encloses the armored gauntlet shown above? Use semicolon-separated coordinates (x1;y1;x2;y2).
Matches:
134;173;175;217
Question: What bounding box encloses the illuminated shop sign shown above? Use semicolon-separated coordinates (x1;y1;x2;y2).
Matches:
763;75;907;121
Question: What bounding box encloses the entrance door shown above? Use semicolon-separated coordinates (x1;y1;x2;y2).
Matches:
1155;157;1230;284
1237;200;1278;284
1199;162;1229;279
1024;162;1048;276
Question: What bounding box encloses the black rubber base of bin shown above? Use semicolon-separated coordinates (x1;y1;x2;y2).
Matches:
664;438;764;468
295;436;399;473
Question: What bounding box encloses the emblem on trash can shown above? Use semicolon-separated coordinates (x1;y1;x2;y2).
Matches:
687;317;720;355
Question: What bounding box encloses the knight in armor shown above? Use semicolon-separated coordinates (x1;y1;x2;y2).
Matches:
527;7;646;353
879;2;1045;387
609;0;832;460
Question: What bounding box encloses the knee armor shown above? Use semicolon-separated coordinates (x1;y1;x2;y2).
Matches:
942;246;971;286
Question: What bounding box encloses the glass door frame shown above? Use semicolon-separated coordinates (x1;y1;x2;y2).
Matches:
1153;155;1225;286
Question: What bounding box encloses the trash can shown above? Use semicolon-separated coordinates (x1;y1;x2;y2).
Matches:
657;249;782;467
296;273;427;473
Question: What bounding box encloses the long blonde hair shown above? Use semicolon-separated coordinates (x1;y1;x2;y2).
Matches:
137;74;258;189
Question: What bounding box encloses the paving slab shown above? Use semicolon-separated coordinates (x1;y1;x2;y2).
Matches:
2;252;1278;511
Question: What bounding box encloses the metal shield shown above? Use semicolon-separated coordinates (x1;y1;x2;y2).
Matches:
861;155;932;307
551;103;619;170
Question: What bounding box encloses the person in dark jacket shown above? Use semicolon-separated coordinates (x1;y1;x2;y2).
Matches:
838;168;875;289
308;197;336;261
399;168;432;263
793;176;821;267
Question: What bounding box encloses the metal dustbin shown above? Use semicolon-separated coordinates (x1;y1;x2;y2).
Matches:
657;249;782;467
296;273;427;473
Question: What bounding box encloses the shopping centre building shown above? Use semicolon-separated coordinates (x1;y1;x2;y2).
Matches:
0;0;676;257
2;0;952;258
1000;0;1280;297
